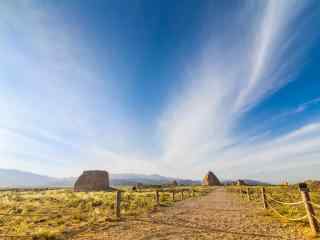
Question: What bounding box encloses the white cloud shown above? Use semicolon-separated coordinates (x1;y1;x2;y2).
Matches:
0;1;319;182
216;122;320;183
0;1;153;177
159;0;319;181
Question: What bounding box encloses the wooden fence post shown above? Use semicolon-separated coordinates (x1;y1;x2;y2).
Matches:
181;190;184;200
115;191;121;218
156;190;160;206
172;191;175;201
247;187;250;201
261;187;267;209
299;183;319;235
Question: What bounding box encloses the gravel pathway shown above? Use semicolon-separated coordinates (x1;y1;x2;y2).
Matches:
75;188;305;240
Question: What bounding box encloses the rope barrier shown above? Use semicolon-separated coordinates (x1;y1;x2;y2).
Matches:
0;213;51;216
0;235;32;238
312;214;320;224
309;201;320;209
0;209;87;217
0;187;208;237
267;202;308;222
266;194;304;206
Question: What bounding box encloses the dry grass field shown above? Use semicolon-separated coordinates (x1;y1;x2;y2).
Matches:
1;185;319;239
228;184;320;238
0;186;211;239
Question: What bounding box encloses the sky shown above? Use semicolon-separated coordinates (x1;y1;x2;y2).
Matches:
0;0;319;183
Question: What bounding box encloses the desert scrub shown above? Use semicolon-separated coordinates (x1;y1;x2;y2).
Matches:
121;192;157;215
228;185;320;232
264;186;310;220
0;186;211;238
31;227;65;240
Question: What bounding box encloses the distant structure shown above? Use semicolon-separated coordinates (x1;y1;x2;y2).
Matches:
171;180;178;187
236;179;246;186
74;170;110;192
202;171;221;186
133;182;144;190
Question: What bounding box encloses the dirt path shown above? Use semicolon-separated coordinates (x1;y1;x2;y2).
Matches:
75;188;304;240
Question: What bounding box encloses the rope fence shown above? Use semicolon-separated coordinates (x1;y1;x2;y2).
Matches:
0;186;212;239
267;204;308;221
265;194;304;206
309;201;320;209
312;214;320;224
237;183;320;236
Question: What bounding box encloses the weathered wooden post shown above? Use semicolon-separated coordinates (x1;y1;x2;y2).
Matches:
181;190;184;200
172;190;175;201
115;191;121;218
261;187;267;209
156;190;160;206
299;183;319;235
247;187;250;201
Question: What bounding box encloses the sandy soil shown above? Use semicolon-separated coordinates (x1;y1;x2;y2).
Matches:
74;188;304;240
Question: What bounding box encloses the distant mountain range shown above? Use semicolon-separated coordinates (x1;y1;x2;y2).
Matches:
0;169;270;188
0;169;201;188
223;179;270;186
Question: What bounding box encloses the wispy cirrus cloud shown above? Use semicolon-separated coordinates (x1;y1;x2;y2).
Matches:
158;0;320;182
0;1;152;176
216;122;320;182
0;0;319;182
272;97;320;121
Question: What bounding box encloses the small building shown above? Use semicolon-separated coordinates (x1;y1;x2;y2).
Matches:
74;170;110;192
202;171;221;186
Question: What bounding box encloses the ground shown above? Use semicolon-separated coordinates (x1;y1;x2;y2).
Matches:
74;187;305;240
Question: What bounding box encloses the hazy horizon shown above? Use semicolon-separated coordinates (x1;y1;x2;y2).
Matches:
1;0;320;183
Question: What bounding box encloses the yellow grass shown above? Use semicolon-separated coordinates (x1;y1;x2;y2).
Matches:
0;186;211;239
227;185;320;238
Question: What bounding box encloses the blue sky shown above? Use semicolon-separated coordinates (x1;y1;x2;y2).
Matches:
0;0;319;183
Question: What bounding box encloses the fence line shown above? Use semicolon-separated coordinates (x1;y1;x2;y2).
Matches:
265;194;304;206
0;235;32;239
312;214;320;224
309;201;320;209
0;186;213;239
267;204;308;221
237;183;320;236
0;213;55;217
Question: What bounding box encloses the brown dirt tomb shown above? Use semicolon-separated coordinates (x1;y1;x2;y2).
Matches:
202;171;221;186
74;170;110;192
236;179;247;186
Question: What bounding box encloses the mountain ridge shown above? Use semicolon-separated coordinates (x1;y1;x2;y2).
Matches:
0;169;200;187
0;169;269;187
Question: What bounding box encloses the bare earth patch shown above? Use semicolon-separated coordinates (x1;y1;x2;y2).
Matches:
74;188;305;240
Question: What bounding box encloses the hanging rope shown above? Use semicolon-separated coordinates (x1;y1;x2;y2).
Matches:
309;201;320;209
312;214;320;224
0;213;50;217
0;234;32;239
267;203;308;222
266;194;304;206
